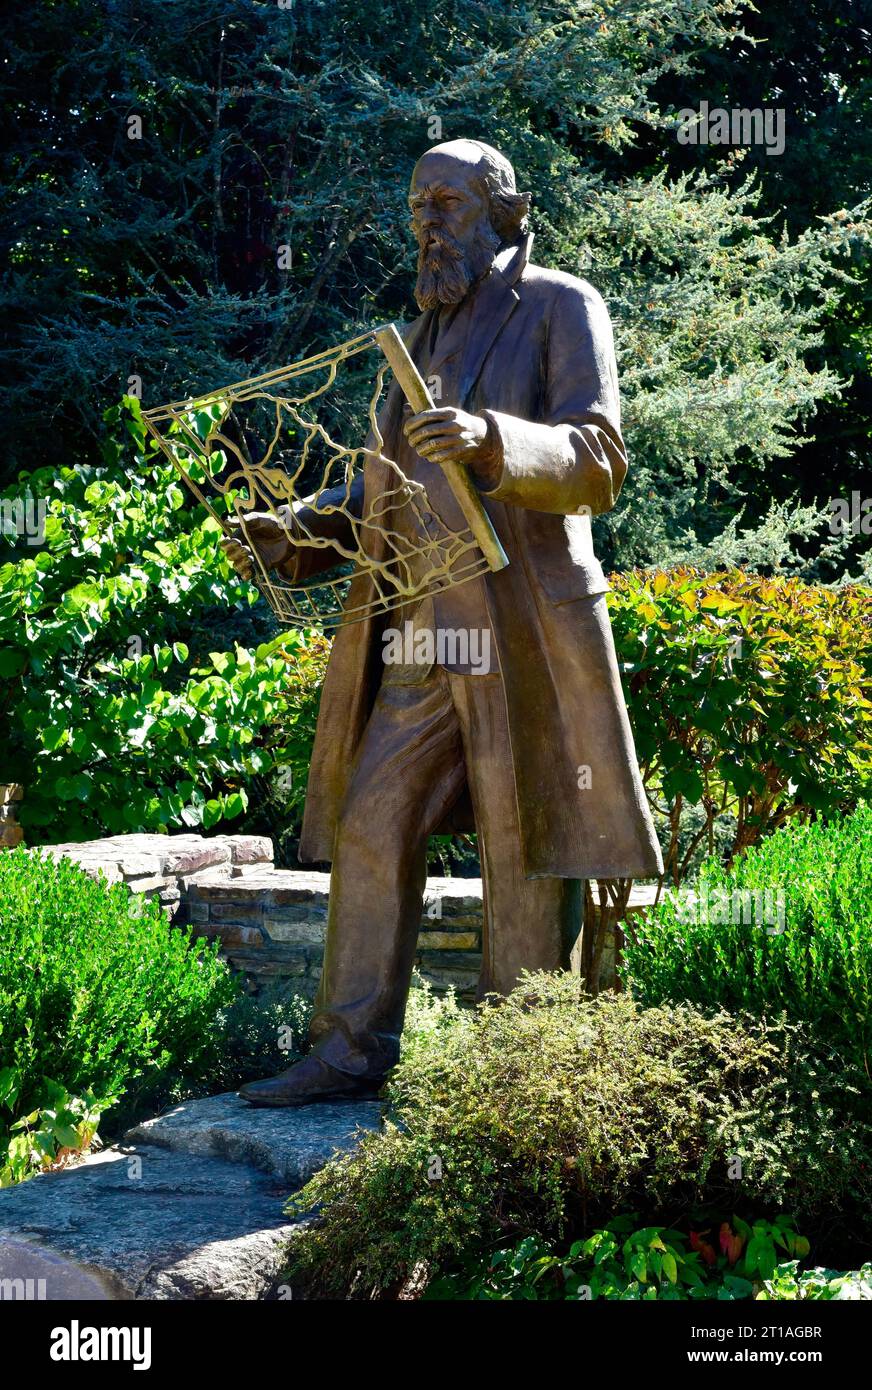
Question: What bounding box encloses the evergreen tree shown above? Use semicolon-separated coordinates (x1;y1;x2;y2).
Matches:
1;0;868;571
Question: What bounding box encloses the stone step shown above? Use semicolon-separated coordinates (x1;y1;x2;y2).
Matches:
0;1093;382;1300
124;1091;383;1188
0;1146;294;1300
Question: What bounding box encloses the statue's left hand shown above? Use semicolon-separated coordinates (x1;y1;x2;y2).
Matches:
403;406;497;480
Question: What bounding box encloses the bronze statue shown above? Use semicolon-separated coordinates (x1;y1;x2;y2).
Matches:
222;139;663;1106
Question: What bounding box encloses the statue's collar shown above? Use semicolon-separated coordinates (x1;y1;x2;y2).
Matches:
493;231;534;287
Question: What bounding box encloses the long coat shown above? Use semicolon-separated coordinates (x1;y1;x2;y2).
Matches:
296;235;663;881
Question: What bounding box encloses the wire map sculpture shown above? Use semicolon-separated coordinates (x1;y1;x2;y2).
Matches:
142;324;507;629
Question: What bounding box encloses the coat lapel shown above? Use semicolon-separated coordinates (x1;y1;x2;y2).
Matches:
456;264;520;409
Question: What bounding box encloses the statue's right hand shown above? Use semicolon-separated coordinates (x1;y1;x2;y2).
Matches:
220;512;292;581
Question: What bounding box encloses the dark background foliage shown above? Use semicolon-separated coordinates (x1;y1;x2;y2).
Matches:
1;0;869;576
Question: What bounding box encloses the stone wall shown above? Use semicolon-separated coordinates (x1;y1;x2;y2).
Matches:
34;832;655;999
35;833;486;998
182;867;486;998
38;831;274;930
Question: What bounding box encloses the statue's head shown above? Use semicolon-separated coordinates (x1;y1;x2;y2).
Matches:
409;139;531;310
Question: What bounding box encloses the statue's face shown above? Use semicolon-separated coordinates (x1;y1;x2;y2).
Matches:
409;152;501;310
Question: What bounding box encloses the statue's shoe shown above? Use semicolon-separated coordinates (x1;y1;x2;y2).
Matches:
238;1054;385;1108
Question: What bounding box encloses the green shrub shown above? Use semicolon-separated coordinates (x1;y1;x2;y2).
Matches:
159;986;312;1107
286;977;871;1298
0;397;328;844
426;1213;839;1301
622;807;872;1072
758;1263;872;1301
607;569;872;884
0;1078;110;1187
0;848;239;1138
426;1222;872;1301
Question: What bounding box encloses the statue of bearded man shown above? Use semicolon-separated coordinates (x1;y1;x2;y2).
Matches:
223;139;662;1106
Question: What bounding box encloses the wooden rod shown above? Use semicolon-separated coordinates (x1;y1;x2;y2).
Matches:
375;323;509;573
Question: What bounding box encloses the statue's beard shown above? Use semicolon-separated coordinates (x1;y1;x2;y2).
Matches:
414;223;501;310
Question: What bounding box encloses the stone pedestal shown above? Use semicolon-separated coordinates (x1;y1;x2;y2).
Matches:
0;1093;382;1300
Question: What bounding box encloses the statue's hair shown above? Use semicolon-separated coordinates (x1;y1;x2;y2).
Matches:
423;138;531;245
488;187;531;244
